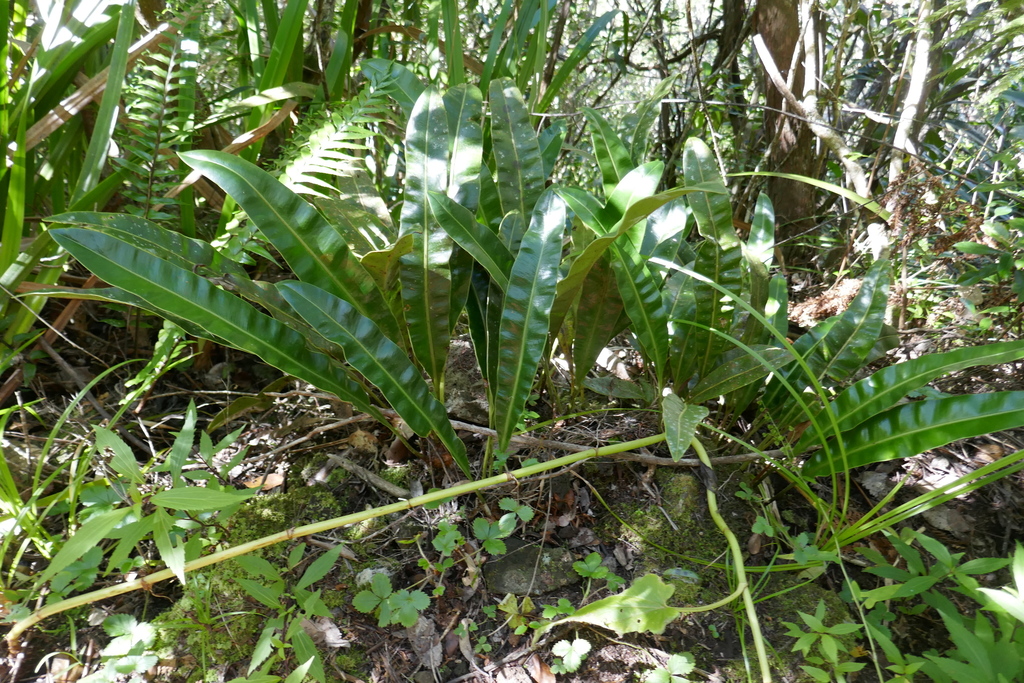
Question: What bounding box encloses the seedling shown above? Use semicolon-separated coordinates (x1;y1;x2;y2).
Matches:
550;637;590;674
352;573;430;628
642;653;697;683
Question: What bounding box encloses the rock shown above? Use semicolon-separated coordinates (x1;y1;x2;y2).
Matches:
444;338;489;425
483;542;579;596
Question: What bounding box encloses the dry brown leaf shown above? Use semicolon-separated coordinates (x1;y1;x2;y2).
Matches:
524;653;555;683
347;429;378;453
242;472;284;490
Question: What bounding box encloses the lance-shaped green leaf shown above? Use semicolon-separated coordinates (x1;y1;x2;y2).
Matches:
38;507;132;584
611;238;669;386
815;260;890;383
685;238;743;383
493;191;566;451
740;194;775;345
663;393;709;461
803;391;1024;477
683;138;739;249
490;78;545;222
178;151;403;343
572;255;629;388
444;84;484;211
796;339;1024;454
583;107;634;198
50;228;374;413
429;192;513;291
278;281;469;477
400;86;453;392
606;160;664;250
689;347;793;405
538;120;567;179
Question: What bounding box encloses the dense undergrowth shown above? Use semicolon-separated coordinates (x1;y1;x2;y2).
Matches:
4;0;1024;681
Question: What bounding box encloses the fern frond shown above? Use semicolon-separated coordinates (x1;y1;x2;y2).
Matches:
276;77;393;199
113;22;199;225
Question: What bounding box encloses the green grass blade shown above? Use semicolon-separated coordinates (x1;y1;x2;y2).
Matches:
493;190;566;451
536;10;618;114
71;0;136;202
400;87;452;392
279;282;469;477
803;392;1024;477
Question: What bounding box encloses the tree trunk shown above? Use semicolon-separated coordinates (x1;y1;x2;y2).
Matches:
756;0;816;262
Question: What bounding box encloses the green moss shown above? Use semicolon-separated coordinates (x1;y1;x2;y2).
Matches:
153;484;361;681
599;470;728;607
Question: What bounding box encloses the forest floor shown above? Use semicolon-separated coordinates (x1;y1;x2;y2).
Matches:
3;288;1024;683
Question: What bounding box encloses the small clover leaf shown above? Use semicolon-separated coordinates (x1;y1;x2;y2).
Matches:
574;552;608;579
473;518;508;555
388;589;430;627
499;497;535;522
751;516;774;537
551;638;591;673
432;521;465;556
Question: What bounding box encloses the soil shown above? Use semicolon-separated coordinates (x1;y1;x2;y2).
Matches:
3;299;1024;683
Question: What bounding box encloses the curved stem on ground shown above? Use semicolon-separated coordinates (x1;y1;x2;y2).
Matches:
6;433;668;650
690;436;772;683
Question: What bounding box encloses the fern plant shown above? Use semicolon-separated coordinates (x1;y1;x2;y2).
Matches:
113;22;199;230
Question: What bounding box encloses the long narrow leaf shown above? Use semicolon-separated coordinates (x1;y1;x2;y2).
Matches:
803;392;1024;476
50;228;374;413
279;282;469;477
493;191;566;450
429;192;513;290
179;151;404;344
583;107;633;198
536;11;618;114
490;78;545;222
610;239;669;387
796;339;1024;454
400;87;452;392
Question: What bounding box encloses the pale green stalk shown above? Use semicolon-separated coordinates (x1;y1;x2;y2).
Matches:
6;433;667;649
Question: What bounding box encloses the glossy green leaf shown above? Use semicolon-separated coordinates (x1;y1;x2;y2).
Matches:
572;254;629;388
803;391;1024;476
278;282;469;477
683;138;739;249
538;574;682;637
611;238;669;386
796;339;1024;454
606;161;664;250
50;228;375;413
150;487;258;511
444;84;484;211
429;192;513;291
689;347;793;405
815;260;890;383
490;78;545;222
538;120;567;179
400;87;452;391
178;151;403;343
583;107;634;197
663;393;709;462
687;238;743;382
152;506;187;584
493;190;566;451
